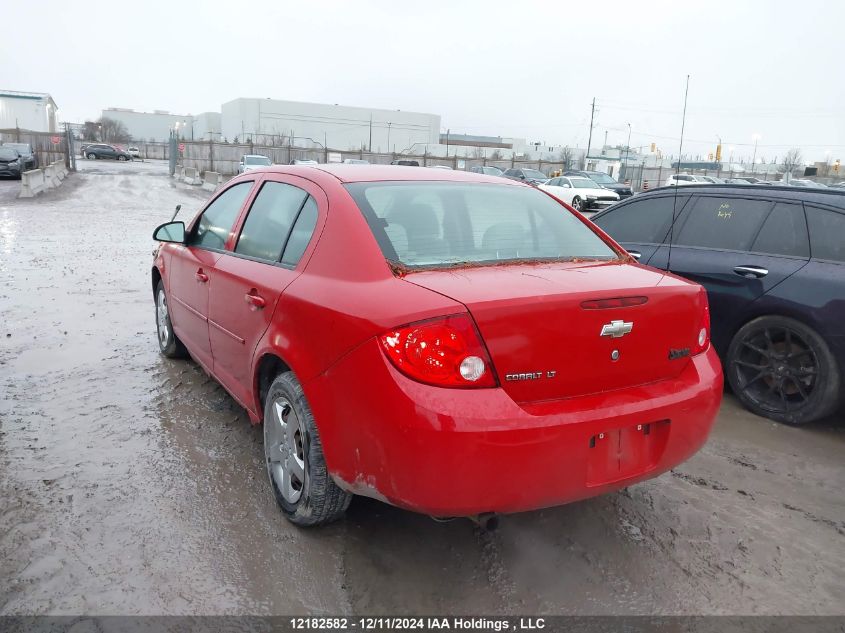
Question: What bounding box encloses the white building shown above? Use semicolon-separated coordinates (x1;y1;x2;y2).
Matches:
0;90;58;132
193;112;221;141
220;98;440;151
101;108;197;142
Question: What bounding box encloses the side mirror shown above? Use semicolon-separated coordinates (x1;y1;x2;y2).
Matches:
563;183;571;188
153;221;185;243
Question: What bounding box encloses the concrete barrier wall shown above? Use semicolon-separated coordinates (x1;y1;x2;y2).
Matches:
19;161;71;198
20;169;46;198
201;171;221;192
183;167;200;185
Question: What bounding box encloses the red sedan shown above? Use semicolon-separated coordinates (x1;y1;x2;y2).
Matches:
152;165;722;526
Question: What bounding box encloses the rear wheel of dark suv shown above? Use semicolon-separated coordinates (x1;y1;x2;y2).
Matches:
727;315;841;425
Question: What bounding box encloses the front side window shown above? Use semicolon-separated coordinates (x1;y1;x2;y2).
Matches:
806;206;845;262
674;196;773;251
595;195;688;244
235;181;309;262
522;169;547;179
570;177;597;189
347;182;619;268
192;182;253;250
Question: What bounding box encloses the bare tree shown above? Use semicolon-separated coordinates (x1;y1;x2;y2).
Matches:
81;121;101;141
490;149;503;161
781;148;803;179
559;146;573;170
471;146;485;159
97;117;131;143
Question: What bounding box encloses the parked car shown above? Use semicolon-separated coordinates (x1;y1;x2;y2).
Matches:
290;159;319;166
700;176;726;184
238;155;273;173
390;159;420;166
469;166;504;176
725;178;754;184
342;158;369;165
83;144;132;161
564;170;633;199
540;175;620;212
592;184;845;425
790;179;826;188
151;165;721;526
0;147;23;179
429;165;452;170
665;174;709;186
128;147;141;158
501;167;548;184
1;142;38;170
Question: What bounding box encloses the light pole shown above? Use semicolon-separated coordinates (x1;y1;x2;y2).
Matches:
386;122;392;154
751;134;761;175
623;123;631;181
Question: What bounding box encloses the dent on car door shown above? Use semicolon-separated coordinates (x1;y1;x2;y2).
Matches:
167;181;255;369
207;178;323;411
593;194;689;263
649;197;810;353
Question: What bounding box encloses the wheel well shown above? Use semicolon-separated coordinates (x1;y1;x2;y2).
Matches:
151;267;162;299
256;354;291;410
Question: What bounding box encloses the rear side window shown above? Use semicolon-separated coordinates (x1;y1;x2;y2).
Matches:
281;197;319;266
806;206;845;262
193;182;253;250
235;182;309;262
674;196;772;251
594;195;687;244
346;182;618;268
751;202;809;258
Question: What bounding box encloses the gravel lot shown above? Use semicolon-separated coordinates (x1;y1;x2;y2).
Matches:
1;160;843;616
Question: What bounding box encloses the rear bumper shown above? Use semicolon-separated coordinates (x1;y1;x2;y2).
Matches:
306;341;722;517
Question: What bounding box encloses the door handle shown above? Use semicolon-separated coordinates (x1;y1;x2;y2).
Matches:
244;290;266;309
627;249;642;260
195;269;209;283
733;265;769;279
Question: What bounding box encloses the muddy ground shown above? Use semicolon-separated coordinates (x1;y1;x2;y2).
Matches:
0;160;843;616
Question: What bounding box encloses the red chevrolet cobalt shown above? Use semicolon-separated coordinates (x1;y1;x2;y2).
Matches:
152;166;722;526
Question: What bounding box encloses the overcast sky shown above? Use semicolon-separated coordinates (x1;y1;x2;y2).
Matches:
3;0;843;162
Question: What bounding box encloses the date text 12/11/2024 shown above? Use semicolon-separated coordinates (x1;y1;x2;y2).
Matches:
289;617;547;631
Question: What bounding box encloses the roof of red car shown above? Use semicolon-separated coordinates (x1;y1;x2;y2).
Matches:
248;164;522;185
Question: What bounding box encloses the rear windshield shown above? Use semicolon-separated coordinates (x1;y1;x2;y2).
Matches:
346;182;619;268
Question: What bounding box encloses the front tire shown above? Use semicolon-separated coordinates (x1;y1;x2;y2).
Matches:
118;155;128;161
155;281;186;358
87;153;97;160
727;315;840;425
263;372;351;526
571;196;583;212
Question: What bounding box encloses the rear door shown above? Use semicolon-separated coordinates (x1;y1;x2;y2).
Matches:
649;195;810;352
168;181;255;369
207;175;324;408
592;193;690;264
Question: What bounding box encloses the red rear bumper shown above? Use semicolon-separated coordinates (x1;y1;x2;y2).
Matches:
306;342;723;517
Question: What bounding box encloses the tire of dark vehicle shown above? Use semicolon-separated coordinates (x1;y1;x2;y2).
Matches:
155;280;187;358
571;196;583;211
118;155;128;161
263;371;351;526
727;315;840;425
87;153;97;160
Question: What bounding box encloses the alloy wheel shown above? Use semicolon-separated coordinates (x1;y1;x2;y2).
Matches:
156;288;169;347
732;325;819;415
265;398;307;504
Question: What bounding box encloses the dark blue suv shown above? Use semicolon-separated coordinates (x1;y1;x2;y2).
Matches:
593;184;844;425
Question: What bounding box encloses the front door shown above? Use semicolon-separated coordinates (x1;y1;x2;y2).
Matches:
208;177;323;410
167;181;255;369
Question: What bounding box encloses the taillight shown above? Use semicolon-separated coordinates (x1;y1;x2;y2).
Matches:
380;314;497;388
691;289;711;355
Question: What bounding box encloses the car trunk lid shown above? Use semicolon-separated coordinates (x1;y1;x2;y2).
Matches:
403;261;705;402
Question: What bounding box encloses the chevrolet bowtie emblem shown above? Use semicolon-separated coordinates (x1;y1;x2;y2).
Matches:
600;320;633;338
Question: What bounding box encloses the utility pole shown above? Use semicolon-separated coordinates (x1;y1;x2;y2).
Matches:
585;97;596;169
368;114;372;152
623;123;631;181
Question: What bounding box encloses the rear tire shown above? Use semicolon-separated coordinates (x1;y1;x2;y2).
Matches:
727;315;840;425
263;372;351;526
155;281;187;358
